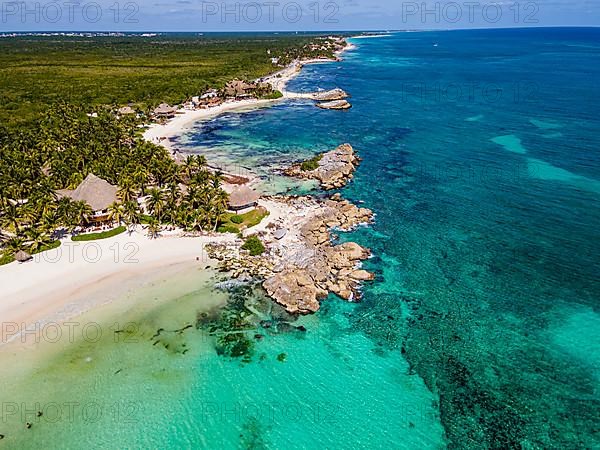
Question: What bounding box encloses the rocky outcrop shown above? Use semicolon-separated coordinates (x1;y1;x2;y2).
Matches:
206;195;375;315
285;143;360;190
316;100;352;110
311;88;349;102
263;270;325;314
263;197;373;313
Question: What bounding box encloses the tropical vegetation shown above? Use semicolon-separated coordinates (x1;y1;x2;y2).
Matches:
0;34;344;263
72;226;127;242
0;104;228;260
301;154;323;171
218;208;269;234
0;34;341;128
241;236;266;256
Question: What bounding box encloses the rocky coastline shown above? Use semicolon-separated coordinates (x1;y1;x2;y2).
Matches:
200;47;374;316
285;143;360;190
206;194;374;314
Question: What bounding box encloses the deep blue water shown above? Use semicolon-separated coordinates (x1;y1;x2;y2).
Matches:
175;28;600;448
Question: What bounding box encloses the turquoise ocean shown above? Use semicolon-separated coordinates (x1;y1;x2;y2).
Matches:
4;28;600;448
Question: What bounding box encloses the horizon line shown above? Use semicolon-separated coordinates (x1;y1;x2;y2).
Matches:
2;25;600;34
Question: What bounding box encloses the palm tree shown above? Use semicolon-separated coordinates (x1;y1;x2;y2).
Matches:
187;210;205;232
161;164;179;187
210;189;229;231
18;201;38;230
132;167;149;195
25;227;52;253
72;201;93;226
123;200;141;231
117;177;137;203
166;182;181;204
211;171;223;190
107;202;125;225
55;197;75;229
195;154;207;169
39;209;60;236
5;236;27;254
182;155;197;180
1;202;23;234
146;217;161;239
146;188;166;221
173;204;190;230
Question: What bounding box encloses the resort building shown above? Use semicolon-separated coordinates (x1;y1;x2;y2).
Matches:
201;89;219;100
224;79;257;98
227;186;260;213
192;90;222;108
206;97;223;107
117;106;136;115
153;103;177;118
57;174;118;224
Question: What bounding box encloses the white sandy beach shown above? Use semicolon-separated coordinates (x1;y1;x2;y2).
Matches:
142;44;356;149
144;97;286;151
142;63;310;150
0;40;356;347
0;197;296;345
0;229;235;345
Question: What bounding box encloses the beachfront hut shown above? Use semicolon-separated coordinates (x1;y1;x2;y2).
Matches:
153;103;177;118
14;250;32;263
117;106;136;115
207;97;223;107
201;89;219;100
56;174;118;224
228;186;260;213
224;79;257;98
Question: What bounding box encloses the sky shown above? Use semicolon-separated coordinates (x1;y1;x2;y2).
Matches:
1;0;599;32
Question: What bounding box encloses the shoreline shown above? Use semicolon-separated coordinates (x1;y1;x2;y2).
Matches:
0;228;235;346
143;41;356;152
0;38;359;350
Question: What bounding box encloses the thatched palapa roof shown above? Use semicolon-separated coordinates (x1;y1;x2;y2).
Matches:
154;103;177;116
57;174;118;212
228;186;260;208
118;106;136;115
224;79;256;97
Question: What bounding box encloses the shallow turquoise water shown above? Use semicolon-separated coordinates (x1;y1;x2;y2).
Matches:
5;29;600;448
175;28;600;448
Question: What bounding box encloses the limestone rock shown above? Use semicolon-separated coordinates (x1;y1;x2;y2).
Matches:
350;270;375;281
311;88;349;101
212;194;375;315
316;100;352;110
263;270;325;314
285;144;360;190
